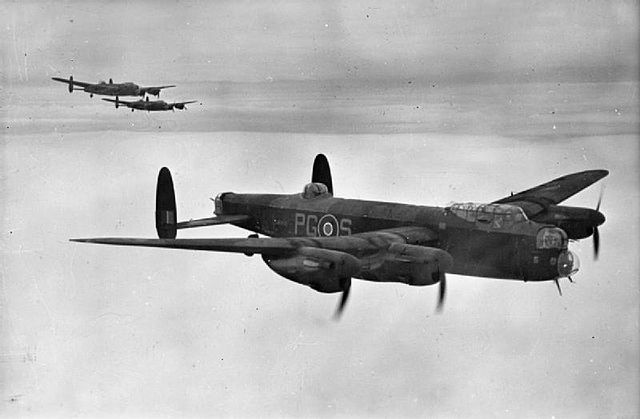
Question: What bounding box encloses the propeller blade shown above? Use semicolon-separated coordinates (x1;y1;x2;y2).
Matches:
334;277;351;319
593;186;604;260
436;273;446;313
596;185;604;212
593;226;600;259
554;278;563;296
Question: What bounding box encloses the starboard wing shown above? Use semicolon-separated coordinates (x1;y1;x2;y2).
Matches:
493;170;608;214
145;85;176;90
139;85;176;95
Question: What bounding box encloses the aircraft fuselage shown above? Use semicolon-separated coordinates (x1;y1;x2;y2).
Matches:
216;192;571;282
126;100;172;111
82;82;141;97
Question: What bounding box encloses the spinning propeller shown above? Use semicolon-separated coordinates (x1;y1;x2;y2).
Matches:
436;273;446;312
593;186;604;259
334;278;351;319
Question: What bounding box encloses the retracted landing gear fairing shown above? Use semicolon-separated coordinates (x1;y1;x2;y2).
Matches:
71;155;607;318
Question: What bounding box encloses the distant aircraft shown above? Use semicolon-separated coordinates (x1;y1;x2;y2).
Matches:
71;155;607;318
102;97;197;112
51;75;175;98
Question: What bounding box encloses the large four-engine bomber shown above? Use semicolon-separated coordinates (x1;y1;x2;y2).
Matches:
72;154;607;317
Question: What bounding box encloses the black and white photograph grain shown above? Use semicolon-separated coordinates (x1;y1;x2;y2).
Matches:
1;1;638;417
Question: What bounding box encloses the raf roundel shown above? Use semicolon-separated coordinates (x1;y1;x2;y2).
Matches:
317;214;340;237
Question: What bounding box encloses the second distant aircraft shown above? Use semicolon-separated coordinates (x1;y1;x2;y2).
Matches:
102;97;197;112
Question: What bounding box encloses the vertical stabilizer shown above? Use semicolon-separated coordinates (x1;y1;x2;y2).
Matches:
155;167;177;239
312;154;333;195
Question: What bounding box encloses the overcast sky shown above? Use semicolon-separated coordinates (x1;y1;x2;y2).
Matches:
2;135;638;418
2;0;638;85
1;1;639;418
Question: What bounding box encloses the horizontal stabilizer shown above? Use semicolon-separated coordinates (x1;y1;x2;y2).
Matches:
176;214;250;230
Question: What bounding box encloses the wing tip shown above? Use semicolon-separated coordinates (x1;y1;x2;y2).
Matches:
70;238;96;243
580;169;609;181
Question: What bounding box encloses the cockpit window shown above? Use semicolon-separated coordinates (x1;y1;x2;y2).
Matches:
302;182;329;199
536;227;568;249
449;202;528;228
476;205;494;223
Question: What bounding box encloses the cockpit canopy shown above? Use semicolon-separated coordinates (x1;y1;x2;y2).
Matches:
448;202;528;226
302;182;330;199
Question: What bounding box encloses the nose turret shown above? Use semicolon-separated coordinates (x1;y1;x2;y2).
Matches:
557;250;579;278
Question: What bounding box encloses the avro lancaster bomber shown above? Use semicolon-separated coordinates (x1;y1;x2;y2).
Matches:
102;97;197;112
52;75;175;98
71;155;607;317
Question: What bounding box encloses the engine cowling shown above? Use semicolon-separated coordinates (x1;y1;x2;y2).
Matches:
363;243;453;286
262;247;361;293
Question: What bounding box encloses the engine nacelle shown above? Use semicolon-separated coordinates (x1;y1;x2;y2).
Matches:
364;244;453;286
262;247;361;293
174;103;185;110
